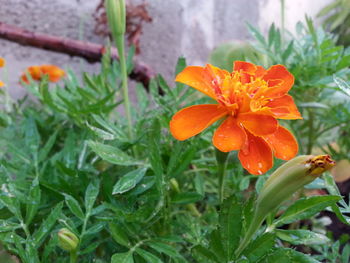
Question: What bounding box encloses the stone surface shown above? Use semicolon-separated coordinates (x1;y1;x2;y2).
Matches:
0;0;332;99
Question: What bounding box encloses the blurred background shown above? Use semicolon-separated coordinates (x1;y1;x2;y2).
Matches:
0;0;333;99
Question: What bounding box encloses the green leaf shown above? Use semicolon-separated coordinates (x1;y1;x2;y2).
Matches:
38;130;58;162
112;168;147;194
88;140;139;166
247;23;267;46
135;248;163;263
274;195;341;226
167;142;196;178
341;243;350;263
33;202;63;248
64;194;85;220
267;248;321;263
24;117;40;153
191;245;218;263
111;252;134;263
175;57;186;76
0;189;22;220
239;176;250;191
86;121;117;140
147;119;164;193
298;102;329;109
242;233;275;262
25;176;41;225
208;229;226;262
275;229;330;245
334;75;350;97
171;192;203;204
109;222;131;247
219;195;242;260
85;180;100;215
147;241;181;258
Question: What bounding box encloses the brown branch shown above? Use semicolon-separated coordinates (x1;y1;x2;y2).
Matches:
0;22;154;86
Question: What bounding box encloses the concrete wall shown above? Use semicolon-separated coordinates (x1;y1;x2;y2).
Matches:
0;0;332;100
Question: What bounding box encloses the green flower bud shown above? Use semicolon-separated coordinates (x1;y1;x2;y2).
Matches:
58;228;79;252
105;0;126;39
236;155;335;257
257;154;335;215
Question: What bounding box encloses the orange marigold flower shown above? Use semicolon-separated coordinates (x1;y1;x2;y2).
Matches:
21;64;65;84
0;57;5;87
170;61;302;175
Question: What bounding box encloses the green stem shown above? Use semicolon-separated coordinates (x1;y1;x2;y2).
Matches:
280;0;285;45
215;150;229;203
235;211;265;257
70;249;78;263
115;36;133;140
306;109;314;154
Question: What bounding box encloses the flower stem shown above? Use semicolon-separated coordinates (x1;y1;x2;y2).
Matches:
215;149;229;203
306;109;314;154
115;36;133;140
70;249;78;263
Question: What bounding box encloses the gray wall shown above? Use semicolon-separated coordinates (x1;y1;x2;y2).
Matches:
0;0;332;99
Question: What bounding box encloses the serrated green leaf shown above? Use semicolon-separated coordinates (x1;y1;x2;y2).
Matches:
276;229;330;245
38;130;58;162
88;140;139;166
136;248;163;263
268;248;320;263
109;222;131;248
274;195;341;226
219;196;242;260
208;229;226;262
25;177;41;225
171;192;203;204
33;202;63;248
85;180;100;215
147;241;180;258
86;122;117;140
64;194;84;219
24;117;40;153
112;168;147;194
191;245;218;263
111;252;134;263
242;233;275;262
85;222;105;235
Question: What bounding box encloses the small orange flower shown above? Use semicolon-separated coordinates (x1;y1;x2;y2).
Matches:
170;61;302;175
21;64;65;84
0;57;5;87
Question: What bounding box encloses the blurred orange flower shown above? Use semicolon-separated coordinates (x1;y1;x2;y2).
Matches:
170;61;302;175
21;65;65;84
0;57;5;87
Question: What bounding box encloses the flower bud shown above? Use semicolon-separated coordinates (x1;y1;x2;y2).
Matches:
105;0;126;39
257;155;335;215
236;155;335;257
58;228;79;252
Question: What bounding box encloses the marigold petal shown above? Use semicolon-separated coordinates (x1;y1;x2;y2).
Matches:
267;95;302;119
255;65;267;78
238;132;273;175
264;126;298;160
237;112;278;136
262;65;294;97
0;80;4;87
170;104;227;141
233;61;257;74
0;57;5;67
175;66;217;99
40;65;65;82
212;117;246;152
27;66;43;81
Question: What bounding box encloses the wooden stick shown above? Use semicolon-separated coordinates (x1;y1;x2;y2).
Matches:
0;22;154;86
